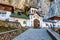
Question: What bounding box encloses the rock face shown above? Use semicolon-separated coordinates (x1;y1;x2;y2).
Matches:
30;0;60;18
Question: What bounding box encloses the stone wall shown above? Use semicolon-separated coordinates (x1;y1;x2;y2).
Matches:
52;27;60;35
0;20;21;28
0;29;21;40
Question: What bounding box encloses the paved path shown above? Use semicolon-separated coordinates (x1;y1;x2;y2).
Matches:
13;28;52;40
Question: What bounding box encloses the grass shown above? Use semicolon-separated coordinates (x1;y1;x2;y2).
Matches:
0;26;17;32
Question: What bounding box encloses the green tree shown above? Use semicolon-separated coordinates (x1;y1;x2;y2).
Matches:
23;4;31;15
49;0;54;7
49;0;54;2
8;0;12;4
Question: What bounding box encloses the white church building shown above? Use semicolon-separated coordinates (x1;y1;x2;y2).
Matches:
10;8;44;28
26;8;43;28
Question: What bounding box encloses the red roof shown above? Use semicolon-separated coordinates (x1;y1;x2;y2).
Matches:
0;3;14;13
48;16;60;20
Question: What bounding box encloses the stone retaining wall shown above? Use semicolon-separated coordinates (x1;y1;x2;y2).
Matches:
53;27;60;35
0;29;21;40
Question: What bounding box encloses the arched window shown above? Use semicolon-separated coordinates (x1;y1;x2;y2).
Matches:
46;24;48;26
23;21;26;24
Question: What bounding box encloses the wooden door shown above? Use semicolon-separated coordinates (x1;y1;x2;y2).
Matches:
34;19;39;28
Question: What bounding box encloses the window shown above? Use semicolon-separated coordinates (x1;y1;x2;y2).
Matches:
2;11;6;17
15;20;18;22
34;10;36;13
32;10;33;13
23;21;26;24
40;11;42;14
31;16;33;19
46;24;48;26
0;10;6;17
18;12;21;15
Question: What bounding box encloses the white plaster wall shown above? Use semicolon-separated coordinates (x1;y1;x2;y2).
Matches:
55;21;60;28
18;20;26;27
26;20;32;27
26;13;43;27
43;22;53;28
6;11;11;18
0;11;11;20
12;18;27;27
41;22;47;28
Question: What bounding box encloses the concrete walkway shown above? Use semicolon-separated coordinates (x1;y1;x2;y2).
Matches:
13;28;52;40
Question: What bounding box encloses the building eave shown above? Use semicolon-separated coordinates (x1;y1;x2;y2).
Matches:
48;16;60;20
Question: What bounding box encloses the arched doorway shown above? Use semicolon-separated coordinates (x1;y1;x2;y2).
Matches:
34;19;40;28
